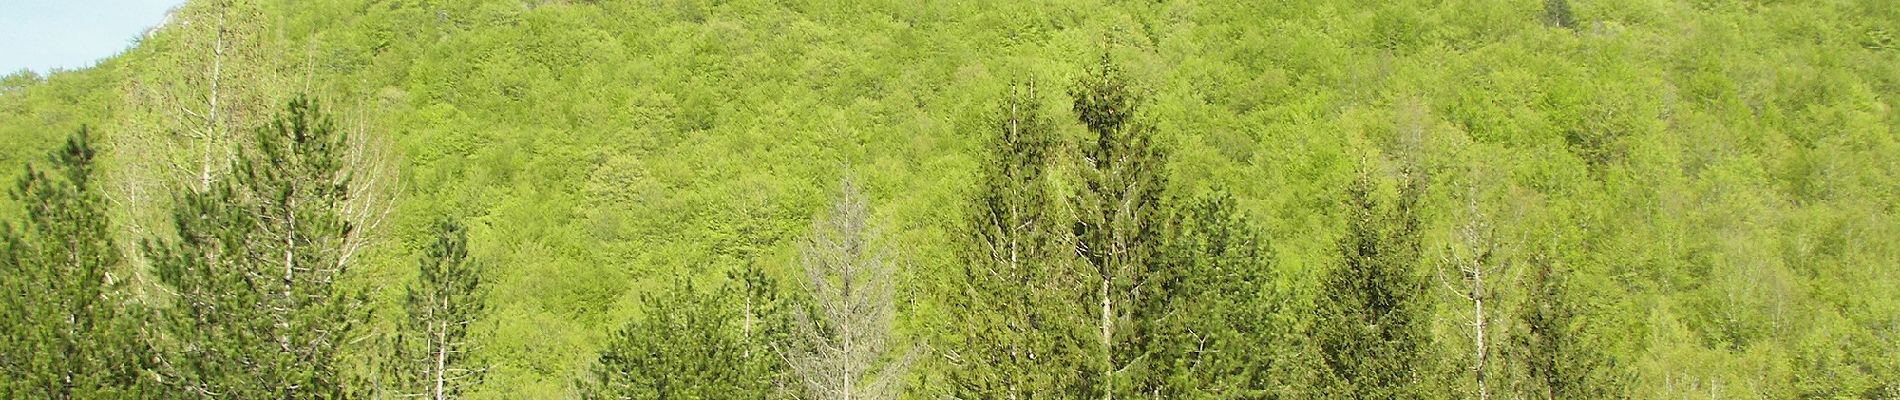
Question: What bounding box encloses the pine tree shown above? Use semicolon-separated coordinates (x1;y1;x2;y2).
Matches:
1069;54;1171;399
0;128;149;398
783;175;914;400
1316;169;1433;400
578;272;789;399
146;96;371;398
382;218;486;400
943;81;1095;399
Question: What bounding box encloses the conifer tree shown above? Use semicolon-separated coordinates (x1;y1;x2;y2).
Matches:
578;271;789;399
784;175;913;400
1509;254;1624;399
1152;192;1296;397
1069;55;1170;399
0;128;148;398
383;218;485;400
147;96;370;398
944;82;1095;398
1316;169;1433;399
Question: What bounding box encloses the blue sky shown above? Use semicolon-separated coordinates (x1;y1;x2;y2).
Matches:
1;0;188;74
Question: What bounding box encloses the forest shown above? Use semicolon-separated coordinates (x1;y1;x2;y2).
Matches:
1;0;1897;398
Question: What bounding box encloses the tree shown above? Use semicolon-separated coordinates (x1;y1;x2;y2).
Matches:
577;272;788;399
1544;0;1577;29
0;128;148;398
146;96;371;398
943;81;1095;399
1315;169;1433;399
382;218;486;400
1437;193;1500;400
1508;254;1624;399
1069;54;1171;399
783;175;914;400
1152;192;1300;397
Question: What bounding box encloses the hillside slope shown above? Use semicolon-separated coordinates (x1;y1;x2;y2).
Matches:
3;0;1898;397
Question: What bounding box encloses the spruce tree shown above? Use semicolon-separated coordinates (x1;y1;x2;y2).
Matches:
1509;254;1624;399
944;82;1094;398
578;271;789;399
0;128;148;398
147;96;370;398
1316;169;1432;400
382;218;486;400
1069;55;1171;399
1152;192;1298;397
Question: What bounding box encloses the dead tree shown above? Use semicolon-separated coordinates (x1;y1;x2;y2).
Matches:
784;175;914;400
1440;189;1501;400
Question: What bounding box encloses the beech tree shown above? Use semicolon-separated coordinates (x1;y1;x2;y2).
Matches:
147;96;370;398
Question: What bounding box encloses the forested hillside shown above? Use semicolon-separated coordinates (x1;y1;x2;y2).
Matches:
2;0;1898;398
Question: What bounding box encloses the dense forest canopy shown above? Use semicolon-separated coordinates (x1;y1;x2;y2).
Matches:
2;0;1897;398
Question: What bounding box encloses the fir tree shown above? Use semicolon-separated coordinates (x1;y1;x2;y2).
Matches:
1152;192;1300;397
1509;254;1625;399
944;81;1095;399
0;128;148;398
146;96;371;398
1316;169;1433;400
382;218;486;400
1069;54;1171;399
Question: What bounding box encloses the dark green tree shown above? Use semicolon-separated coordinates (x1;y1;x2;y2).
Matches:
1508;254;1624;399
943;81;1095;399
1545;0;1577;29
1069;55;1172;399
1147;192;1303;397
577;271;789;399
382;218;486;400
146;96;371;398
1315;170;1433;400
0;128;148;398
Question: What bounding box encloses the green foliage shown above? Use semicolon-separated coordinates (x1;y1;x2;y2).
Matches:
2;0;1898;397
1546;0;1578;29
1507;255;1625;399
1316;171;1434;399
0;128;147;398
382;217;486;399
942;82;1095;399
146;96;370;398
1151;192;1306;397
577;271;788;399
1069;55;1177;398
